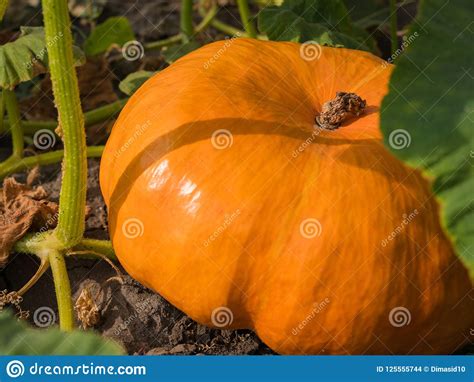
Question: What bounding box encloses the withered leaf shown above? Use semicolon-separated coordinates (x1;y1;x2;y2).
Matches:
0;178;58;267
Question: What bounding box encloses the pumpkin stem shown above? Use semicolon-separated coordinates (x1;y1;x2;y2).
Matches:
315;92;366;131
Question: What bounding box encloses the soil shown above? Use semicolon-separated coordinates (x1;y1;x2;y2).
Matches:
0;160;273;355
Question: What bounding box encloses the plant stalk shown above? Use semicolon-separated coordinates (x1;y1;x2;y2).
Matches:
73;238;117;261
0;0;8;21
0;146;104;180
145;3;217;50
48;249;74;331
236;0;257;38
3;89;24;158
180;0;194;42
42;0;87;248
1;98;128;135
389;0;398;56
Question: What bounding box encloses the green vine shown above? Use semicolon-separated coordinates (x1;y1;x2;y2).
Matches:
0;146;104;179
145;2;218;50
43;0;87;248
389;0;398;56
3;89;23;159
47;249;73;331
236;0;257;38
180;0;194;42
1;98;127;135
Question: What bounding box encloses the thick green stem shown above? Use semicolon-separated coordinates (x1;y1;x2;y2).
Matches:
15;236;116;262
236;0;257;38
48;249;74;331
389;0;398;56
42;0;87;248
73;238;117;261
180;0;194;42
3;89;24;158
0;146;104;180
1;99;128;135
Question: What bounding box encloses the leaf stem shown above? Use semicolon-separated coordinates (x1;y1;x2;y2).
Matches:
145;3;217;50
180;0;194;43
42;0;87;248
48;249;74;331
72;238;117;261
3;89;24;158
0;0;8;21
197;0;266;39
389;0;398;56
0;146;104;180
236;0;257;38
1;99;128;135
17;257;50;296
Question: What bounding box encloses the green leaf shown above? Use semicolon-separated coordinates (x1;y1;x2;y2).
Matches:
258;0;376;52
69;0;107;20
84;16;135;56
161;41;201;64
0;311;124;355
381;0;474;279
0;27;85;90
119;70;155;96
344;0;390;29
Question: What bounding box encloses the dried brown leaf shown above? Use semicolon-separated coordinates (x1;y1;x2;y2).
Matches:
0;178;58;267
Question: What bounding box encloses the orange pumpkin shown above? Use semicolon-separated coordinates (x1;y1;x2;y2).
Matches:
100;39;473;354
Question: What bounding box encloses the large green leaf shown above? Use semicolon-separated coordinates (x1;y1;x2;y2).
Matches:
381;0;474;279
343;0;390;29
258;0;376;52
0;27;85;90
84;16;135;56
0;312;124;355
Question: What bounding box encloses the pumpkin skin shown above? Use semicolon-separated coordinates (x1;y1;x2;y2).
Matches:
100;39;473;354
